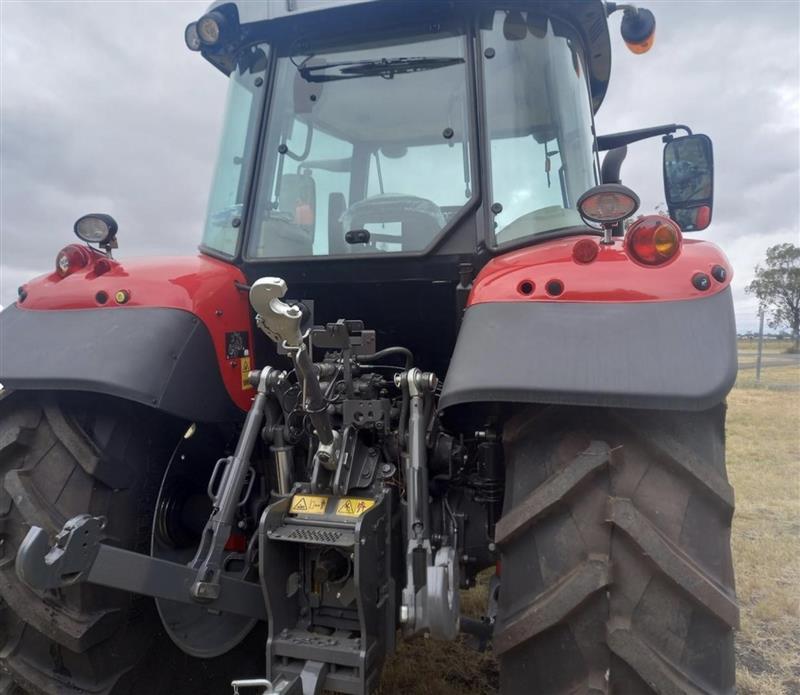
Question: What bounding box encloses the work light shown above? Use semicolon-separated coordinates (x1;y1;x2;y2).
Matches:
74;214;118;246
197;12;225;46
184;22;202;52
577;184;640;225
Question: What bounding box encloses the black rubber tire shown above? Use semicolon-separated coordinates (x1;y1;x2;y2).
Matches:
494;405;738;695
0;391;262;695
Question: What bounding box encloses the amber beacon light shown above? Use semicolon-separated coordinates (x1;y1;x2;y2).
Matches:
607;3;656;54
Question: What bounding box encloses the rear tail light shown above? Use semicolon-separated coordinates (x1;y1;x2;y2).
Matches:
55;244;91;277
625;215;682;266
572;238;599;264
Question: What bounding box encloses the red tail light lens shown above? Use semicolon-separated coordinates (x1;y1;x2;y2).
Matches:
625;215;682;266
55;244;91;277
572;238;599;264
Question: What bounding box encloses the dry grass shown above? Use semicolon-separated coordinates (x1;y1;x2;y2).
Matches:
727;384;800;694
376;359;800;694
736;364;800;389
738;339;798;353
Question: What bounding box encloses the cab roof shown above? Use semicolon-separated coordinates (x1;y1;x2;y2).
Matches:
200;0;611;112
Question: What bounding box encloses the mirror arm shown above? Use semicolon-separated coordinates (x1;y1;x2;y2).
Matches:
600;145;628;184
597;124;692;152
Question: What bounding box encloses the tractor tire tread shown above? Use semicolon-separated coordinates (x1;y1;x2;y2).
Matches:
0;393;176;694
496;405;736;695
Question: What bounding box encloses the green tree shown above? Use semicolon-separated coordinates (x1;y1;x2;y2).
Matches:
746;243;800;352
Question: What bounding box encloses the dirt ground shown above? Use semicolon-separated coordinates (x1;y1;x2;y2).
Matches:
376;353;800;694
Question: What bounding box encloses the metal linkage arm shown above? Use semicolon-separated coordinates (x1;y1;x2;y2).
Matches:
16;515;266;621
189;366;283;602
395;368;459;641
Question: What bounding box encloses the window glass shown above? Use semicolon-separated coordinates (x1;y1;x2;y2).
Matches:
246;29;471;258
482;12;596;244
201;45;268;256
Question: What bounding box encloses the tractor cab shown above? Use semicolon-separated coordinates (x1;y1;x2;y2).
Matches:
190;1;613;374
197;3;601;262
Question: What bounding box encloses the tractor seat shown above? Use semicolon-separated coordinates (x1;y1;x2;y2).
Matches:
340;194;446;253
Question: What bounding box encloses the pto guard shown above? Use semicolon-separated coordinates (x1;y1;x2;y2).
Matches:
439;288;738;413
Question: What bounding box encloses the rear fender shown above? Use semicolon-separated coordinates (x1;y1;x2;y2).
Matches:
3;254;256;422
440;236;737;413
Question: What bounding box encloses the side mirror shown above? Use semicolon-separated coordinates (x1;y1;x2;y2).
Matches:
663;134;714;231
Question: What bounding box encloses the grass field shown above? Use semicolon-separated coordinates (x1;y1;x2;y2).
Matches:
377;355;800;694
737;338;798;353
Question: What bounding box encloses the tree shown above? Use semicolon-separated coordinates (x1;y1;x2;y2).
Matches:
746;243;800;352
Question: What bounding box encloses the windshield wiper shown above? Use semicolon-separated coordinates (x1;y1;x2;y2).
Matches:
298;56;464;83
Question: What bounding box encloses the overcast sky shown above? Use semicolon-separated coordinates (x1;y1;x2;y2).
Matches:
1;0;798;331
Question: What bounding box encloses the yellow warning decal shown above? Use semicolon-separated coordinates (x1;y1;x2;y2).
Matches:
290;495;328;515
241;356;253;390
335;498;376;517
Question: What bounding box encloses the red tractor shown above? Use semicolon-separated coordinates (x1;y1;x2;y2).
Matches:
0;2;738;694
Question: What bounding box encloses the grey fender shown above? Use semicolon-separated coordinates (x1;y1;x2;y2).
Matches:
439;288;738;413
0;305;242;422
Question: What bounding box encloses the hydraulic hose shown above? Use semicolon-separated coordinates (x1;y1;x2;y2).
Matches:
360;346;414;370
359;346;414;447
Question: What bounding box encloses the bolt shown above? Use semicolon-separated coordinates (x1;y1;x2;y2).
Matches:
488;542;497;552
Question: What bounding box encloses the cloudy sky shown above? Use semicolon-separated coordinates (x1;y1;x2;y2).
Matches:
1;0;798;331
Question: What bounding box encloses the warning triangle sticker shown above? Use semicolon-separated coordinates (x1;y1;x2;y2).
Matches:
295;498;307;511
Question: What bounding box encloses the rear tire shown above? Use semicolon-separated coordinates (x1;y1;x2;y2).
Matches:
494;405;737;694
0;391;262;695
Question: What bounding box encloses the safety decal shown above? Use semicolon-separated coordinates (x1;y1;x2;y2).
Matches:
241;356;252;390
335;498;376;517
290;495;329;515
